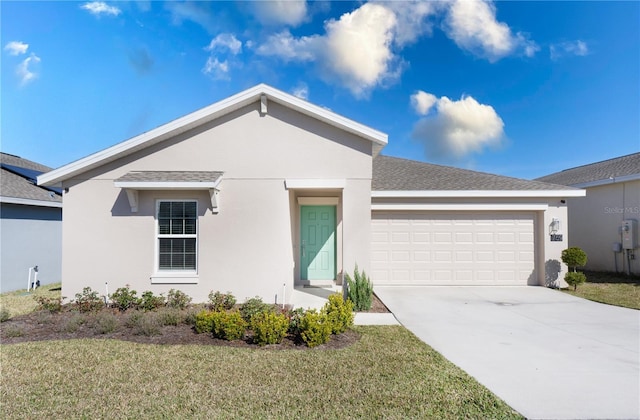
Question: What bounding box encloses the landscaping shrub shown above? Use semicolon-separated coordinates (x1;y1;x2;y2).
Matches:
240;296;275;323
138;291;165;311
166;289;192;310
125;311;143;329
92;312;118;334
61;314;85;333
131;312;162;336
0;307;10;322
562;247;588;272
184;305;205;326
323;293;354;334
194;310;216;334
110;286;139;312
286;307;306;336
345;265;373;311
74;287;104;313
157;308;182;326
4;326;24;337
299;309;331;348
208;291;237;311
565;271;587;291
211;311;247;341
251;311;289;346
35;296;63;313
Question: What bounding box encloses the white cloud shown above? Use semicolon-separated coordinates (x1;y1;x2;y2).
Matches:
80;2;121;17
252;1;308;26
4;41;29;56
202;57;230;80
411;90;438;115
257;3;401;97
17;53;41;86
166;2;216;33
444;0;538;62
206;33;242;55
383;0;440;47
550;40;589;60
411;93;505;158
292;83;309;100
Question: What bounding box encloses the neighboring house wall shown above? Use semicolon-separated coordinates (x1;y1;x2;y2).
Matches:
568;180;640;274
60;101;373;303
0;203;62;292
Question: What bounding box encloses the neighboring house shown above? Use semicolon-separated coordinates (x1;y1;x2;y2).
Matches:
38;84;584;303
536;153;640;275
1;152;62;292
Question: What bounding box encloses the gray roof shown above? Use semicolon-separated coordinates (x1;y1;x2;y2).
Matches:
115;171;224;183
535;152;640;186
373;155;576;191
0;153;62;204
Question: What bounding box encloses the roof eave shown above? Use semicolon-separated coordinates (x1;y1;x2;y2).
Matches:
38;84;387;187
371;189;586;198
570;173;640;188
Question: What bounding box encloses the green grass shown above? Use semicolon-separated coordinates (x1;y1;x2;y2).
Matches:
0;283;62;319
562;271;640;310
0;326;521;419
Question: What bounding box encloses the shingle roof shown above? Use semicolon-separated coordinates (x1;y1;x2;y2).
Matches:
372;155;577;191
535;153;640;186
0;153;62;204
115;171;224;183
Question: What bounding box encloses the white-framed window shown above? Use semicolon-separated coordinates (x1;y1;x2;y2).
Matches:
156;200;197;272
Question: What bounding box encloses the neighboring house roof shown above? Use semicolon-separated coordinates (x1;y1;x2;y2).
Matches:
372;155;584;197
38;84;388;187
0;153;62;207
535;152;640;187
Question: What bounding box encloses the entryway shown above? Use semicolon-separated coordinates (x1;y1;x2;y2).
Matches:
300;205;336;281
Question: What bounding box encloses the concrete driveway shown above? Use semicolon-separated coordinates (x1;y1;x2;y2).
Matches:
374;286;639;420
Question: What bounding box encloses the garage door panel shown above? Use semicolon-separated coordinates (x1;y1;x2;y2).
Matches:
371;211;535;285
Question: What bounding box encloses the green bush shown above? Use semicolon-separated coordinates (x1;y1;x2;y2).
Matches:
208;291;237;311
92;312;118;334
286;307;306;336
138;291;165;312
194;310;216;334
184;305;205;326
240;296;275;323
74;287;104;313
34;296;63;313
299;309;332;348
166;289;192;310
125;311;143;329
251;311;289;346
323;293;354;334
211;311;247;341
110;286;139;312
345;265;373;311
132;312;161;336
565;271;587;291
562;247;588;272
61;314;85;333
0;307;10;322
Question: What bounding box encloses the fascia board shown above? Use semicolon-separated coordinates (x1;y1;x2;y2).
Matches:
0;196;63;208
38;84;387;187
371;189;586;198
371;203;549;211
113;181;220;190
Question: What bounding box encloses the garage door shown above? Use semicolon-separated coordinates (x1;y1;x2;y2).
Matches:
371;212;535;285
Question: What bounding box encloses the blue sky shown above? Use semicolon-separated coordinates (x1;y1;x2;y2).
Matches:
2;1;639;180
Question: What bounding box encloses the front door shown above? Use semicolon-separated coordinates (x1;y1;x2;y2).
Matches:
300;205;336;280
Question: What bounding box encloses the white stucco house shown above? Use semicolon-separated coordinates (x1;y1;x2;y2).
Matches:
38;84;585;303
537;153;640;275
1;153;63;292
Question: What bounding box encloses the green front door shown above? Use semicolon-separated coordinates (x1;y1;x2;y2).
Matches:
301;205;336;280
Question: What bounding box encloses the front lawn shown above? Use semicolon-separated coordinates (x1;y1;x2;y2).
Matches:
0;283;62;318
0;326;520;419
562;271;640;310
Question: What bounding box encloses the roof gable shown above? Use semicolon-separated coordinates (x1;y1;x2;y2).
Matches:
535;153;640;187
38;84;388;187
372;155;584;196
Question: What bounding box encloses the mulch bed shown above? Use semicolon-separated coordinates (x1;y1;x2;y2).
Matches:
0;294;388;349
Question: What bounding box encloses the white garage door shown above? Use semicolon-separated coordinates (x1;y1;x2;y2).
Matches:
371;212;536;285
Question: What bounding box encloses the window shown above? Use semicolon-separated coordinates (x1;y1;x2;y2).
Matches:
157;201;197;271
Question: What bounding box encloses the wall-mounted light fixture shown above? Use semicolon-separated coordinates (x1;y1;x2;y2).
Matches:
549;218;561;235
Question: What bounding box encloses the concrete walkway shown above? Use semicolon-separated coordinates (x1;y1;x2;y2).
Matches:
375;286;640;420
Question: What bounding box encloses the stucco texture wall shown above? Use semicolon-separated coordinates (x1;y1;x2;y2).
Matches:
568;180;640;274
60;101;373;303
0;204;62;292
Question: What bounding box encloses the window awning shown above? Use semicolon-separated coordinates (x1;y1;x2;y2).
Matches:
114;171;223;213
